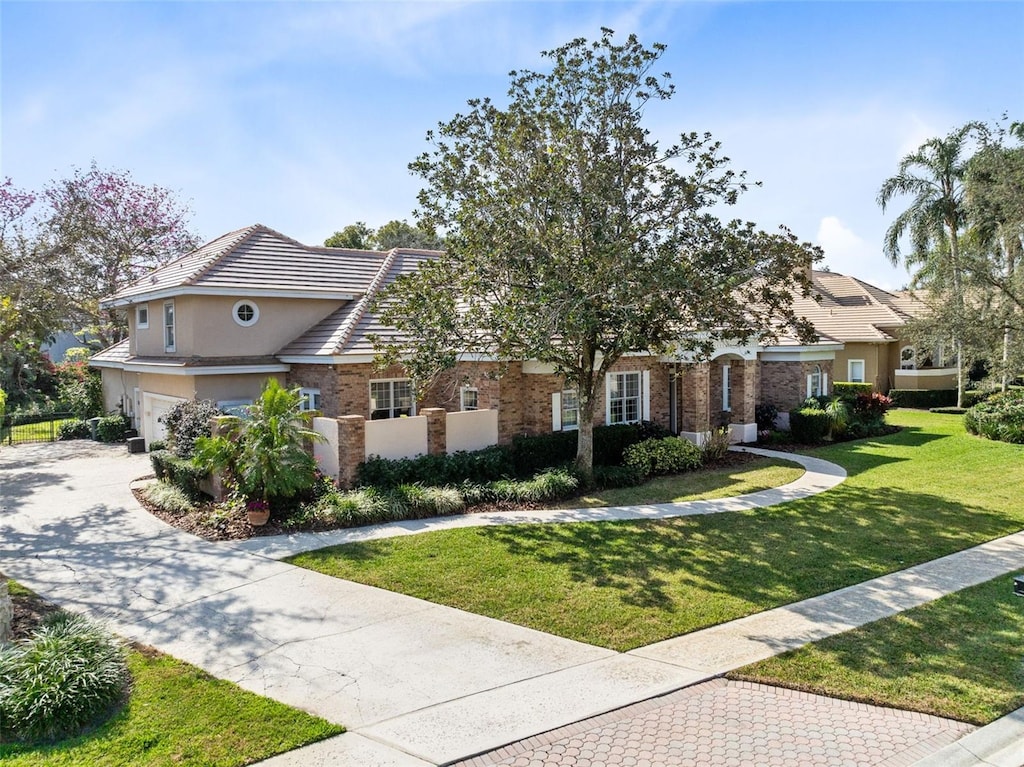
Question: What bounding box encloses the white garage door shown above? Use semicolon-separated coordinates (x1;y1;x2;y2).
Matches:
142;393;186;445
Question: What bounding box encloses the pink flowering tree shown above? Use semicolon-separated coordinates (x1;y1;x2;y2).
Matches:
41;162;200;346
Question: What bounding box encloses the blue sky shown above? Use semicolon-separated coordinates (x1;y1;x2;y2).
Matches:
3;1;1022;290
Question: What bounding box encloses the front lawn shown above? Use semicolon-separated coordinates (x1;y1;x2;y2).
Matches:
552;457;802;508
288;410;1024;651
730;574;1024;725
1;582;344;766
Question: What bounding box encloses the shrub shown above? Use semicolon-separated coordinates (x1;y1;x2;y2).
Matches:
851;391;893;427
930;407;967;415
832;382;873;400
141;481;197;514
789;407;830;444
754;403;778;431
888;389;957;409
95;414;130;443
0;387;6;420
58;419;92;440
357;445;515;488
964;389;1024;444
0;611;129;743
508;422;658;476
150;450;208;499
824;397;851;439
147;439;167;451
161;399;222;459
700;427;731;461
389;484;466;519
624;437;703;479
591;464;644;489
490;469;579;503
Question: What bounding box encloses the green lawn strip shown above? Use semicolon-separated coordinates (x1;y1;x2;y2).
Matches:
2;418;75;445
2;583;343;766
287;411;1024;652
729;575;1024;725
553;458;803;508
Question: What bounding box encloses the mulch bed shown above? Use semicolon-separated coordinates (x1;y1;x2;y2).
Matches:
134;450;769;543
7;587;61;641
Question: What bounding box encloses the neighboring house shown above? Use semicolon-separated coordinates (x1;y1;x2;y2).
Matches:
788;271;955;395
89;225;944;448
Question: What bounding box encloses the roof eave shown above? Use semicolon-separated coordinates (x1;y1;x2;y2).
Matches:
101;286;358;308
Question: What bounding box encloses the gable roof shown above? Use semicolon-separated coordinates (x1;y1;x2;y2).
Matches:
792;270;922;343
277;249;437;358
101;224;391;307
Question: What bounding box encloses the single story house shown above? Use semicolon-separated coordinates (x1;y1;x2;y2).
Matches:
90;224;945;450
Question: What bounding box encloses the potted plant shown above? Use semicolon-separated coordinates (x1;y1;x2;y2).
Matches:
245;499;270;527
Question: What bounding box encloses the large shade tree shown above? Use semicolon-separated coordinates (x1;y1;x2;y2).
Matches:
374;30;819;480
878;123;982;407
964;119;1024;389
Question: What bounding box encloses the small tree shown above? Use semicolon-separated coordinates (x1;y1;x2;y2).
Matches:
375;30;818;482
192;380;322;510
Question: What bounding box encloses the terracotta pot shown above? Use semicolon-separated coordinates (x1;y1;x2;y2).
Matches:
247;509;270;526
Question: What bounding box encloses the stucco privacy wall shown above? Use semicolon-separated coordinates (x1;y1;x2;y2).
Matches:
129;295;341;358
365;415;428;460
447;409;499;453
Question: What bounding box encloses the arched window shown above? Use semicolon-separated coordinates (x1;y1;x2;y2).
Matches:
900;346;916;370
807;364;823;398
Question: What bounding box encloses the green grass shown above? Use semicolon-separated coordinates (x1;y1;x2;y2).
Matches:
730;575;1024;725
288;410;1024;651
555;458;802;507
1;587;343;765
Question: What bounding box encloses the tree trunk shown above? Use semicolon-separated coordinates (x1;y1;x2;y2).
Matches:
948;222;966;409
573;344;599;489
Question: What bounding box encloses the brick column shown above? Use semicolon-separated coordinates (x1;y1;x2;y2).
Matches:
740;358;758;425
690;363;711;434
337;415;366;489
422;407;447;455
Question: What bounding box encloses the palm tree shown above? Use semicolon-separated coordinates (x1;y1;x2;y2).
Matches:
878;123;981;407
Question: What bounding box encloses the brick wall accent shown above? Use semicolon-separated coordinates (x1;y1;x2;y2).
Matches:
737;358;759;424
422;407;446;455
680;363;711;433
337;415;366;489
760;360;835;412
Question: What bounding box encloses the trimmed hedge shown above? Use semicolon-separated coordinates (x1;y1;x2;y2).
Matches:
357;446;514;488
150;450;209;499
789;407;830;444
357;421;671;488
833;382;873;399
888;389;957;409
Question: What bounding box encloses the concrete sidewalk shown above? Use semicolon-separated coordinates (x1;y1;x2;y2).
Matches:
3;441;1023;766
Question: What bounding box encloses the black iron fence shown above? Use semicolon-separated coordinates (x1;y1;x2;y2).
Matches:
0;412;74;446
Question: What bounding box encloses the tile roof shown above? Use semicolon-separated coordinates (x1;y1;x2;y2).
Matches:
89;338;131;365
278;249;437;357
102;224;389;305
791;270;923;343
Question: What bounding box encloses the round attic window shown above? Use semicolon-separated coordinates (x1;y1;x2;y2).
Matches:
233;300;259;327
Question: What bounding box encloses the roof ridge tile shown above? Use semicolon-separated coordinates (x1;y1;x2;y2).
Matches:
181;224;265;286
330;249;399;354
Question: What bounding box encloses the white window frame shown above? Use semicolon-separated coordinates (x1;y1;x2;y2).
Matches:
555;389;579;431
722;364;731;412
298;388;321;412
606;371;646;426
136;303;149;329
848;359;865;383
163;300;176;353
369;378;415;420
232;300;260;327
807;364;827;398
460;386;479;411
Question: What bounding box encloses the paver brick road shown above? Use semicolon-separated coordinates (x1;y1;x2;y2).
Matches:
454;679;974;767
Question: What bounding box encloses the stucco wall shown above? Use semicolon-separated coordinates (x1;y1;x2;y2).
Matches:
130;295;342;358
